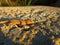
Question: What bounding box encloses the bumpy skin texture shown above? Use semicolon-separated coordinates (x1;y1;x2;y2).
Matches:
0;6;60;45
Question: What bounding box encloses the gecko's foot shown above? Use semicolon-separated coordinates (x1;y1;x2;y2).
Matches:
1;25;10;34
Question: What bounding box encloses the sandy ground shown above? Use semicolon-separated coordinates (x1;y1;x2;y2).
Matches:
0;6;60;45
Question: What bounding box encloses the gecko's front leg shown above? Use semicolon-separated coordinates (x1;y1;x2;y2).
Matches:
1;24;10;34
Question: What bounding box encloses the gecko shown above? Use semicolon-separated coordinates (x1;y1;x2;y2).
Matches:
0;19;35;30
0;19;34;26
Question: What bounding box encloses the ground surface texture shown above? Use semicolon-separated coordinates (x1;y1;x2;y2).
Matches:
0;6;60;45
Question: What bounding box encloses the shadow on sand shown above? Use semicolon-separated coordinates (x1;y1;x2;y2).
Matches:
0;28;20;45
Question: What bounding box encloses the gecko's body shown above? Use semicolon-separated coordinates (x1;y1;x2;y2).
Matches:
0;19;35;30
0;19;34;26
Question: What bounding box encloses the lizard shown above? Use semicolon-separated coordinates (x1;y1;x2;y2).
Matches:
0;19;35;31
0;19;35;26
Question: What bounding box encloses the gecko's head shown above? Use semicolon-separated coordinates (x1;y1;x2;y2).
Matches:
25;19;34;25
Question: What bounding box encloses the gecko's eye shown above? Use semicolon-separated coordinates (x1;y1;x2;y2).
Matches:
17;24;23;28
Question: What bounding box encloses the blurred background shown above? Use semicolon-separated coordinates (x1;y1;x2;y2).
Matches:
0;0;60;7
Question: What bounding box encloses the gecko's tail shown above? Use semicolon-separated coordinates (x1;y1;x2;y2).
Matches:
0;21;8;24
